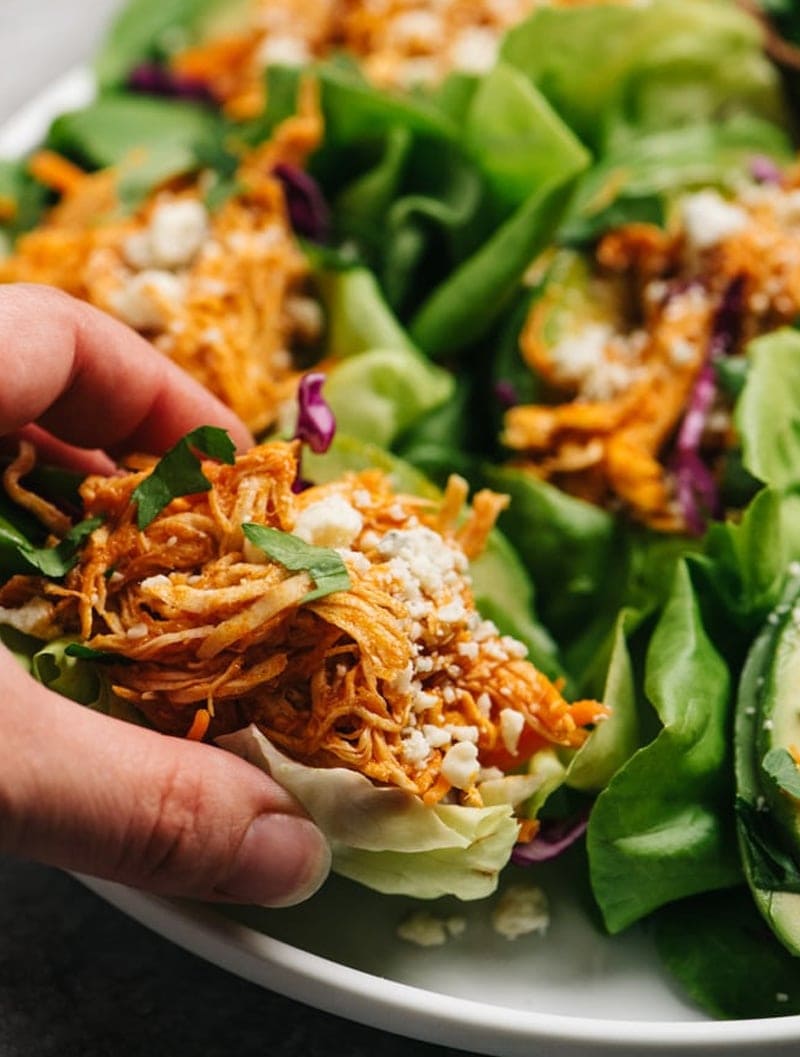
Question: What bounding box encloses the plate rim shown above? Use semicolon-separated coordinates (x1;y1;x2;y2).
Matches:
6;59;800;1056
76;873;800;1055
0;67;95;158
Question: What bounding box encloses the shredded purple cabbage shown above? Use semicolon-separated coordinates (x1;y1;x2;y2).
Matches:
672;361;721;536
511;813;589;866
272;163;331;243
709;275;745;361
494;379;520;409
749;154;783;185
294;372;336;454
676;361;717;458
290;372;336;492
671;277;744;535
127;62;215;104
674;452;720;537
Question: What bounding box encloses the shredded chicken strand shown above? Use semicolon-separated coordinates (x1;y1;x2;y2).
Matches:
1;440;605;805
3;441;72;537
0;91;324;434
507;174;800;532
166;0;632;112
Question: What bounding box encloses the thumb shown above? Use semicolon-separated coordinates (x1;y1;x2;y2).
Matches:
0;651;331;906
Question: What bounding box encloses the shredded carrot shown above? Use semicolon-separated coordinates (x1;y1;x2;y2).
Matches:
186;708;212;741
421;774;453;806
516;818;540;844
0;195;16;223
28;150;88;195
567;699;610;727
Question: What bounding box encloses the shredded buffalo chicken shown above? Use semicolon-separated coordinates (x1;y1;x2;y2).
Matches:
159;0;631;117
0;84;323;434
505;169;800;532
1;440;604;807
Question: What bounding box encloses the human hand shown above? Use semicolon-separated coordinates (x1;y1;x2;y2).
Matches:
0;284;331;905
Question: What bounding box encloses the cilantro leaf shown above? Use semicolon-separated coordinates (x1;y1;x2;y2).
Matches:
8;517;103;578
132;426;236;529
763;748;800;800
242;523;351;602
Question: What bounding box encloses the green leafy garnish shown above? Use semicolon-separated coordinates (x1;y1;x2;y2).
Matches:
241;523;351;602
6;517;103;578
132;426;236;529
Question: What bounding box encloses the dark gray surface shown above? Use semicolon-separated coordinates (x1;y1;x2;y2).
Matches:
0;856;480;1057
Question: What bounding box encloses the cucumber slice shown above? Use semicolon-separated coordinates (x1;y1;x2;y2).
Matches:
735;575;800;954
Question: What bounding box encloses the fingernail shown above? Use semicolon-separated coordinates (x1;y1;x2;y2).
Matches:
217;814;331;907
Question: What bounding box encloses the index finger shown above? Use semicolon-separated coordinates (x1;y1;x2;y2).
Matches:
0;283;254;455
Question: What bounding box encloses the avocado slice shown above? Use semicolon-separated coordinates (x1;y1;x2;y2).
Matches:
758;609;800;846
735;574;800;954
519;247;626;379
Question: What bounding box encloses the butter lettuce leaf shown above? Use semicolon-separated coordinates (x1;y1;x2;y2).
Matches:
218;724;519;900
0;625;40;674
654;887;800;1019
306;59;587;354
694;488;790;632
409;173;582;360
323;349;455;450
315;267;455;447
560;116;792;245
31;637;104;705
44;95;225;209
481;464;619;642
469;528;561;682
587;562;741;933
316;266;418;360
736;327;800;492
565;610;641;794
23;637;147;724
462;62;589;220
302;433;439;498
501;0;785;153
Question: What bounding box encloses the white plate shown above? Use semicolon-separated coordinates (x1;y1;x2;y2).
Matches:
75;866;800;1057
7;64;800;1057
0;68;95;159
